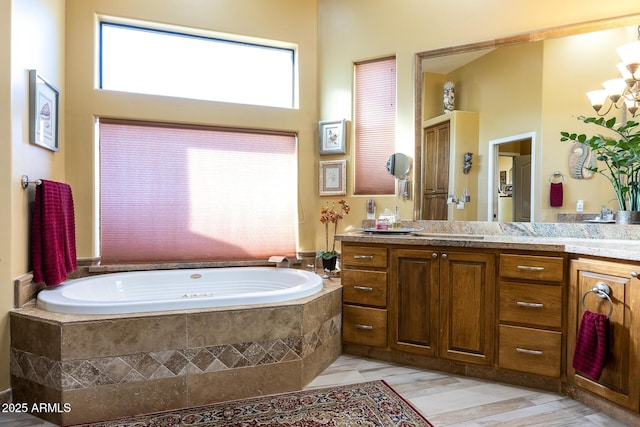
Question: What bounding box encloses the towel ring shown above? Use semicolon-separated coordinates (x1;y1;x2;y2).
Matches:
581;282;614;318
549;171;564;183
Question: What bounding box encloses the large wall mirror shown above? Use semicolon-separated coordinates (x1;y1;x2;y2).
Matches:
413;14;640;223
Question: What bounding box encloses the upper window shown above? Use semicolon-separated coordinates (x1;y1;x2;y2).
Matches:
99;21;296;108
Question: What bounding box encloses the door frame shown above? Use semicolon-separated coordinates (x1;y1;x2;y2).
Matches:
487;132;536;222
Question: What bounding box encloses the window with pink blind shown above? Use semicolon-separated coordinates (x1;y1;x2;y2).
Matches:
354;56;397;195
99;119;298;264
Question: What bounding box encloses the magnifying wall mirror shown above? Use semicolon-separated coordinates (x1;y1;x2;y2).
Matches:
387;153;411;199
387;153;410;178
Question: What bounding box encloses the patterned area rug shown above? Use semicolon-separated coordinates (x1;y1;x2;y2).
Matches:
73;380;433;426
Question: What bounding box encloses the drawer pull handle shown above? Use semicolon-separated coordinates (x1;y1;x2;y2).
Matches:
355;324;373;330
354;255;374;260
353;286;373;291
516;301;544;308
516;347;543;356
517;265;545;271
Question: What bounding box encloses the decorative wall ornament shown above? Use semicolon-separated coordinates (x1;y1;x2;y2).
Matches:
443;81;455;113
463;152;473;174
568;142;594;179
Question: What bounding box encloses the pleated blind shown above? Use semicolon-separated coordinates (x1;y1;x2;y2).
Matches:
99;119;298;264
354;56;396;195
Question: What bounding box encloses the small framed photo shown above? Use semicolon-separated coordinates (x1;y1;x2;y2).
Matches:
319;160;346;196
29;69;60;152
318;119;346;155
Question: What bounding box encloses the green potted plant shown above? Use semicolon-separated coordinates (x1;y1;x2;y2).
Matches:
317;199;350;271
561;116;640;220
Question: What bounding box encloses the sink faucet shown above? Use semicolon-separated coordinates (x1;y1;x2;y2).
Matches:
268;256;291;268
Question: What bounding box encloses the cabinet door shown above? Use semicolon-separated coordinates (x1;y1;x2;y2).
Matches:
423;122;450;194
389;249;440;356
568;259;640;411
422;194;448;221
439;251;496;365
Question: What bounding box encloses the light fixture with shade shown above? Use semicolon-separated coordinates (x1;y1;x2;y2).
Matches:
587;26;640;117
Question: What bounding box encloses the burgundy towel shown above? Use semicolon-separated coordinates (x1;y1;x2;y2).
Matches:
572;310;609;380
31;180;77;286
549;182;563;207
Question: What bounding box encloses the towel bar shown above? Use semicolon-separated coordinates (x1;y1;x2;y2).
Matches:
21;175;42;189
581;282;614;318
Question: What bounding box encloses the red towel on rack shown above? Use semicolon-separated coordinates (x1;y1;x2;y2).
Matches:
550;182;563;207
31;180;77;286
572;310;609;380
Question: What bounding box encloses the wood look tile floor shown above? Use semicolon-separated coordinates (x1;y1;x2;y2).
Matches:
0;354;631;426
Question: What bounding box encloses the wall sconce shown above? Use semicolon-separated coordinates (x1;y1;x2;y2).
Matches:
586;25;640;117
463;152;473;174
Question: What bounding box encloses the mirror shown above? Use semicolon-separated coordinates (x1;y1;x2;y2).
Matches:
387;153;411;178
413;15;640;223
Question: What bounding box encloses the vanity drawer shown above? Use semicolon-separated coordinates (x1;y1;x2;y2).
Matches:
499;325;561;377
499;282;562;328
342;245;388;269
500;254;564;283
342;270;387;307
342;304;387;347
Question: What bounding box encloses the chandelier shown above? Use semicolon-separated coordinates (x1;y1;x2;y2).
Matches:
586;26;640;117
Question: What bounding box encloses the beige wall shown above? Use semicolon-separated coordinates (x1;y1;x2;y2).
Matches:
1;0;65;391
318;0;640;225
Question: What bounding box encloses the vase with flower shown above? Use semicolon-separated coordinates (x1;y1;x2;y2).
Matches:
317;199;350;272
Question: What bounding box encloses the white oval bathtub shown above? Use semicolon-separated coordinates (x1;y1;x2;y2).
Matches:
36;267;324;315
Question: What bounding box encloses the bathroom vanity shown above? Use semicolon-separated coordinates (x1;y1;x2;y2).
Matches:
337;221;640;425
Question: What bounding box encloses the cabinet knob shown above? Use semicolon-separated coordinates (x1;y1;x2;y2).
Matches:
632;271;638;278
432;253;438;258
441;253;448;260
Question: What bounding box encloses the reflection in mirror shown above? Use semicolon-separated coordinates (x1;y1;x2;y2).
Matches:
386;153;411;177
413;15;640;223
387;153;412;200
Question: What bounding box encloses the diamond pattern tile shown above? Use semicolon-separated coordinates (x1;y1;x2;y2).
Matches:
10;313;341;390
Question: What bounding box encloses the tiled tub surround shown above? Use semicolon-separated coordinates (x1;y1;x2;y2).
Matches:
10;280;341;426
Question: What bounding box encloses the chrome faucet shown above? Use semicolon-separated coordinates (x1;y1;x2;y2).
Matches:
267;256;291;268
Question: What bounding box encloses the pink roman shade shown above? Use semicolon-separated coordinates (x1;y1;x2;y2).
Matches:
99;119;298;263
354;56;396;195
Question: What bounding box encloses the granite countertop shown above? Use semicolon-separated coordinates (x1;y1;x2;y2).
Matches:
337;221;640;262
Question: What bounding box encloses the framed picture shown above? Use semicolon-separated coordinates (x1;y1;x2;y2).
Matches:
319;160;346;196
29;69;60;152
318;119;346;155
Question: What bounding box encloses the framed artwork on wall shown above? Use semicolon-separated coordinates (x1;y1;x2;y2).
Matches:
318;119;346;154
29;69;60;152
319;160;346;196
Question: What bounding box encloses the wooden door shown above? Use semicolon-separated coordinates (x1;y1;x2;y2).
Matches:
422;122;450;220
422;194;448;221
568;259;640;411
389;249;440;356
439;251;496;365
513;154;531;222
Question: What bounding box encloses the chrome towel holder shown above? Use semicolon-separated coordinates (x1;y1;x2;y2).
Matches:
21;175;42;189
581;282;614;318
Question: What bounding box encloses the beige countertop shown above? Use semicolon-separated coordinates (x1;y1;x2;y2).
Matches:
337;221;640;262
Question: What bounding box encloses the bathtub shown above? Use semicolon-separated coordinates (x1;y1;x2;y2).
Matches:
37;267;324;315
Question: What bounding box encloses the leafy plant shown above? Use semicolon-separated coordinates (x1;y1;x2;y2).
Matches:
317;199;350;260
561;116;640;211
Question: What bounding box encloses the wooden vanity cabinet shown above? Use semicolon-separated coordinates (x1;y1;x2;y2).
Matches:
341;244;388;348
498;253;565;378
567;258;640;412
389;248;495;365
